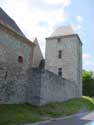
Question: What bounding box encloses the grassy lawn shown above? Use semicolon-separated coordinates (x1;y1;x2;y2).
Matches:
0;96;94;125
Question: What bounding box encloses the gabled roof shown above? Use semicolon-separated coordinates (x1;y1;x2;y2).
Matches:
0;8;25;38
50;25;75;37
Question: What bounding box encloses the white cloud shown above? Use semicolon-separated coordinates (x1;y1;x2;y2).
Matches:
73;24;81;30
83;53;91;60
71;24;82;34
76;16;83;22
83;53;94;70
46;0;72;7
85;60;92;65
83;53;90;66
71;16;83;34
1;0;68;56
84;60;94;70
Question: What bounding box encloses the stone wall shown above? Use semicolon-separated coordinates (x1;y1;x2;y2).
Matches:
0;25;33;65
27;68;81;106
40;70;81;105
45;35;82;86
0;63;27;104
27;67;41;105
0;66;82;105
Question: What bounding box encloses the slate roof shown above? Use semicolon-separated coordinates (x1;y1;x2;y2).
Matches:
50;25;75;37
0;8;25;37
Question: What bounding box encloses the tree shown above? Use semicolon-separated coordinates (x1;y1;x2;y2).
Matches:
82;70;94;97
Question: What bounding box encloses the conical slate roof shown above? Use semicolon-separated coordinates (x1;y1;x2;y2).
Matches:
0;8;25;37
50;25;75;37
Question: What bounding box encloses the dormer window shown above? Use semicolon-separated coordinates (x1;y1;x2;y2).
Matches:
18;56;23;63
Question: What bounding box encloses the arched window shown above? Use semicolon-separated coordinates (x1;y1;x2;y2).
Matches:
18;56;23;63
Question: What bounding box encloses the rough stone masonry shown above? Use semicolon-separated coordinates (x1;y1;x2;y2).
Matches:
0;8;82;105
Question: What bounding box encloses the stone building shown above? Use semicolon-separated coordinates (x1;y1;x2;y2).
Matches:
0;8;82;105
45;25;82;95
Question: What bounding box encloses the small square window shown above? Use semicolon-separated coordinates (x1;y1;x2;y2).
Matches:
58;68;62;77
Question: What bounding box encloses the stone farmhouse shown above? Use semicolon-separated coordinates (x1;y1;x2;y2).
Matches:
0;8;82;106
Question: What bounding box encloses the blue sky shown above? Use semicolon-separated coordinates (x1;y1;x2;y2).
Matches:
0;0;94;71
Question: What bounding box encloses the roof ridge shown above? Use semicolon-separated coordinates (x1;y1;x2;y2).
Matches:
0;8;25;38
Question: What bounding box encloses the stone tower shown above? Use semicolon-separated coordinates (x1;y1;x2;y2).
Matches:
45;25;82;96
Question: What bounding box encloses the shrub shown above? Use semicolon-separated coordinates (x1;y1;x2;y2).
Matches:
82;70;94;97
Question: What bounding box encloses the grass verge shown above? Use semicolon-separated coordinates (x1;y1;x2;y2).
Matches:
0;96;94;125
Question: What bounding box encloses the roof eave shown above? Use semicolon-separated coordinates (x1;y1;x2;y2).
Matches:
46;34;82;45
0;22;35;47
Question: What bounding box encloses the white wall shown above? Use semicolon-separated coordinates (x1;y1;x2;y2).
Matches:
45;35;82;86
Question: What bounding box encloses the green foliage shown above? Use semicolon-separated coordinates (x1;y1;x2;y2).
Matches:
82;70;94;97
0;97;94;125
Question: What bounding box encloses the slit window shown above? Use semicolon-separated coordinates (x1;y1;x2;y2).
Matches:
58;68;62;77
58;50;62;58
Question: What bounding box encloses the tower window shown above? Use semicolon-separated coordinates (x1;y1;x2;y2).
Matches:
58;68;62;77
18;56;23;63
57;38;61;42
58;50;62;58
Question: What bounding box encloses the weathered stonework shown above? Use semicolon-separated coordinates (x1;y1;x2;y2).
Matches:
27;67;41;105
0;8;82;106
0;24;33;65
0;66;80;105
26;68;81;106
0;63;27;103
45;34;82;96
0;32;82;105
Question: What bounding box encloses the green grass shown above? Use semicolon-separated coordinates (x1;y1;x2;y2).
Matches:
0;96;94;125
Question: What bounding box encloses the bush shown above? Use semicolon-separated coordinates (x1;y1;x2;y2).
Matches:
82;70;94;97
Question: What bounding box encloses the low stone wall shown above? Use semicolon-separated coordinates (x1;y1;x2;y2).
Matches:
28;68;81;106
27;68;41;105
0;63;27;104
40;70;79;105
0;66;81;105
